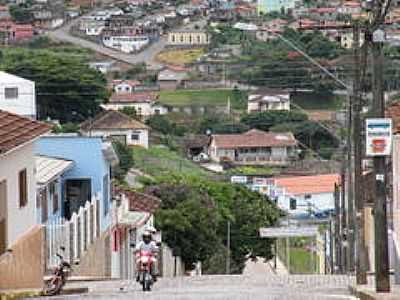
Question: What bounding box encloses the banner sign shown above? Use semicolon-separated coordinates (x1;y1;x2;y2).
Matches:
259;226;319;238
366;118;392;157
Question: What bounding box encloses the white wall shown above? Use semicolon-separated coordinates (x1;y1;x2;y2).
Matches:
277;192;334;216
0;72;36;119
89;129;149;148
103;36;149;53
102;103;154;116
0;142;37;247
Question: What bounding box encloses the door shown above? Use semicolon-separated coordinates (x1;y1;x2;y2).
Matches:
65;179;91;220
0;180;7;255
40;187;48;223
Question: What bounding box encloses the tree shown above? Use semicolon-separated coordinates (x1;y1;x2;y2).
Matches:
240;111;308;132
113;142;134;182
119;106;137;119
9;5;33;23
146;115;187;136
1;48;108;122
146;174;281;273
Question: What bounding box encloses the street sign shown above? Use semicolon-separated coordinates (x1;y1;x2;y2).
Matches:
366;118;392;157
259;226;319;238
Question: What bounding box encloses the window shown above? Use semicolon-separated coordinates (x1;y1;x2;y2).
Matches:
131;133;140;141
5;87;18;99
154;109;161;115
172;34;175;42
289;198;297;210
137;107;142;115
19;169;27;208
305;194;312;200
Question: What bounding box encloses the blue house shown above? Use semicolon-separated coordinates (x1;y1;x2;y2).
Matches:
35;155;74;224
36;135;119;232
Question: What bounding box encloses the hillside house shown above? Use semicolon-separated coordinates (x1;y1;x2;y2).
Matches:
209;129;298;166
270;174;340;219
112;79;142;94
167;29;210;47
0;72;36;119
247;90;290;113
157;68;189;90
103;34;150;53
80;110;150;148
102;92;168;117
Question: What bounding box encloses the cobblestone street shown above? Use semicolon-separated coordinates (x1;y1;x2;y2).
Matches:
34;274;357;300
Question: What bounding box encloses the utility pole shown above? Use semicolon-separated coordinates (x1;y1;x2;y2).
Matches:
371;35;391;293
352;22;368;285
334;183;341;273
340;169;348;272
226;220;231;274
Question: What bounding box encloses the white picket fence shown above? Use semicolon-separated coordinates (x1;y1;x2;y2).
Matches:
45;197;100;269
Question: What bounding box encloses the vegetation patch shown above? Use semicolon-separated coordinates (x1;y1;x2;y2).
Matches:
291;92;344;111
158;89;247;109
132;146;211;178
156;48;205;66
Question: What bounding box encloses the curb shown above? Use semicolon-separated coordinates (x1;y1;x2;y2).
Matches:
0;287;88;300
349;285;400;300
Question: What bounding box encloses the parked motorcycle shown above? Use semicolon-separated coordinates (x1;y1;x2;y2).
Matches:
43;247;72;296
136;250;155;292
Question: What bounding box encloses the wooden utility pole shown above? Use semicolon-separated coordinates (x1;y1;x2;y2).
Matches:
346;89;355;273
334;183;342;273
371;38;391;293
340;170;348;272
352;22;368;285
226;220;231;274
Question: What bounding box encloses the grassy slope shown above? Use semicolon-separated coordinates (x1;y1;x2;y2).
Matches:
158;89;236;107
132;146;211;178
156;48;205;66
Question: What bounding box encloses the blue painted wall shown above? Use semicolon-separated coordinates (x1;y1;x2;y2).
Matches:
36;136;111;231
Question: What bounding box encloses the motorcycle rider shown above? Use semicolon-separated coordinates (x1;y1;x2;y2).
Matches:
135;230;158;282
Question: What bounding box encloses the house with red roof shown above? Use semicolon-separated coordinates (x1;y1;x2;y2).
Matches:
0;110;51;289
269;174;340;218
102;92;168;118
208;129;298;166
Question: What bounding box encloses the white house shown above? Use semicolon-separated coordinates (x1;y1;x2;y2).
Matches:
102;92;168;117
270;174;340;218
103;35;150;53
0;71;36;119
247;90;290;113
0;109;50;255
112;79;142;94
80;110;150;148
209;129;298;166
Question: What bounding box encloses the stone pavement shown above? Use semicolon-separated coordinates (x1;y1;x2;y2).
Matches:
32;274;357;300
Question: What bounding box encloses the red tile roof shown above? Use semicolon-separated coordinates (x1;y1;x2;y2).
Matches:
114;186;161;213
212;129;297;149
275;174;340;195
109;92;158;104
80;110;148;131
0;110;51;155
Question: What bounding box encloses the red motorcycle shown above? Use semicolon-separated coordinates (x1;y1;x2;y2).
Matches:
43;248;72;296
136;250;156;291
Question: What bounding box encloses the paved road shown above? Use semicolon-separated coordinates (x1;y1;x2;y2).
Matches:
34;275;357;300
47;17;207;67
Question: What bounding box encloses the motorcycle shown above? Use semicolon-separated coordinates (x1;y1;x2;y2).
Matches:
43;247;72;296
136;250;155;292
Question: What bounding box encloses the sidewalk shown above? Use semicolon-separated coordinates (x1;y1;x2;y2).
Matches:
350;285;400;300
